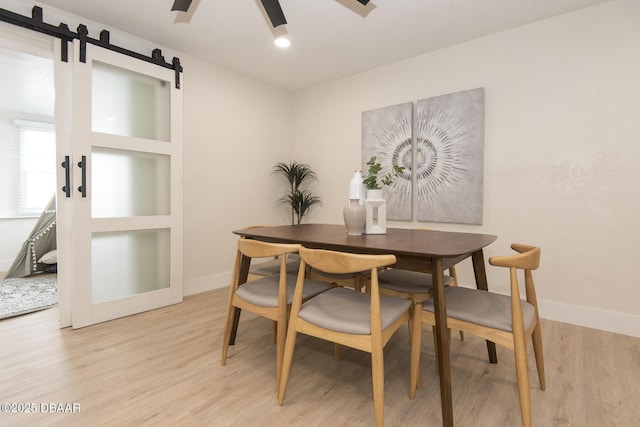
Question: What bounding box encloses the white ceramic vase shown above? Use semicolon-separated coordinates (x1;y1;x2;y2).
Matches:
343;198;366;235
365;189;387;234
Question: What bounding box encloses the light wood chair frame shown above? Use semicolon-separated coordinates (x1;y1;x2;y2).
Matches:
221;238;302;390
278;247;412;427
410;243;545;427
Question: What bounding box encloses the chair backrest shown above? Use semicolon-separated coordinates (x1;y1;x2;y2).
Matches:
230;239;301;295
489;243;540;271
488;243;541;331
298;247;396;277
237;238;301;260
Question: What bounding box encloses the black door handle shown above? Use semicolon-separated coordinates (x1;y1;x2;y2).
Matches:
77;155;87;198
61;155;71;198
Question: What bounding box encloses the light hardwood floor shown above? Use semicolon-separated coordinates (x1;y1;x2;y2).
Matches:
0;287;638;426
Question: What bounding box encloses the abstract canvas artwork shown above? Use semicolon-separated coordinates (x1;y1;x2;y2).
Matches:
415;88;484;224
361;102;413;221
361;88;484;225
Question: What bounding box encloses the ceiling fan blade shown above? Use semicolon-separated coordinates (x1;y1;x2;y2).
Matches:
260;0;287;28
171;0;193;12
356;0;371;5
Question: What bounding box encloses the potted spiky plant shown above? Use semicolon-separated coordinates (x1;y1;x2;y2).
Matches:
272;161;322;225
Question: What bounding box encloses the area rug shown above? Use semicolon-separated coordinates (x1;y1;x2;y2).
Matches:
0;276;58;320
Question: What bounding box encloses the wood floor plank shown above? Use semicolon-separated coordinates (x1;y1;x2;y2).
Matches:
0;288;638;426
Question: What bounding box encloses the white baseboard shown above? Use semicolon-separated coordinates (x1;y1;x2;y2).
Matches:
538;298;640;339
183;272;231;297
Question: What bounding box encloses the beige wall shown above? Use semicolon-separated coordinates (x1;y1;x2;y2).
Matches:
288;0;640;337
181;55;293;294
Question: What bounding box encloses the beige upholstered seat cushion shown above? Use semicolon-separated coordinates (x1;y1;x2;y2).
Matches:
378;268;454;294
235;274;332;307
421;286;536;332
249;257;300;277
298;287;411;335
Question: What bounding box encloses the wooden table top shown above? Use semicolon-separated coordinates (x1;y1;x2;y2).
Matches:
234;224;497;259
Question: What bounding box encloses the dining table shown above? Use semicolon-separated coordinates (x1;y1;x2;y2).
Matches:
233;223;498;427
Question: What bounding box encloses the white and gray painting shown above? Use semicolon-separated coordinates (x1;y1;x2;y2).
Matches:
416;88;484;224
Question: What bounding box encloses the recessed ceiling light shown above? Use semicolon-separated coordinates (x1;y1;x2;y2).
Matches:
274;36;291;48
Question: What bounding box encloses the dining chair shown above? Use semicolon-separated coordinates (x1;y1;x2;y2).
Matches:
220;238;333;390
251;252;363;360
243;224;363;352
410;243;545;427
239;226;303;345
278;247;413;427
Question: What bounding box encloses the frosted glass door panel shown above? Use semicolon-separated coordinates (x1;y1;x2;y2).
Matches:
92;61;170;141
92;229;170;304
92;147;170;218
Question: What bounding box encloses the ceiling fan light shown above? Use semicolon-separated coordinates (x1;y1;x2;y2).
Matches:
274;36;291;48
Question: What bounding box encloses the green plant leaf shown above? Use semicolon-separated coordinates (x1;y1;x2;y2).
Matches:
363;156;405;190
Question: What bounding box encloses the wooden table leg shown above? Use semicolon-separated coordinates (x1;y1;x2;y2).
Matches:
472;250;498;364
229;254;251;345
431;258;454;427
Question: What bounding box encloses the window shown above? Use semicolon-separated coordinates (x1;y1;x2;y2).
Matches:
14;119;56;216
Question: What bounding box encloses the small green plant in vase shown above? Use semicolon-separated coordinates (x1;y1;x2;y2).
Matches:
361;156;404;234
363;156;405;190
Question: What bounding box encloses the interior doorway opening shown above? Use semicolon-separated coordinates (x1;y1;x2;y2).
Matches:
0;37;58;321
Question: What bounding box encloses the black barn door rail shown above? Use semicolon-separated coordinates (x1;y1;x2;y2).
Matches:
0;6;183;88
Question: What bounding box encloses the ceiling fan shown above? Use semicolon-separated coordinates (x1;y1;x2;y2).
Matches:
171;0;371;28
